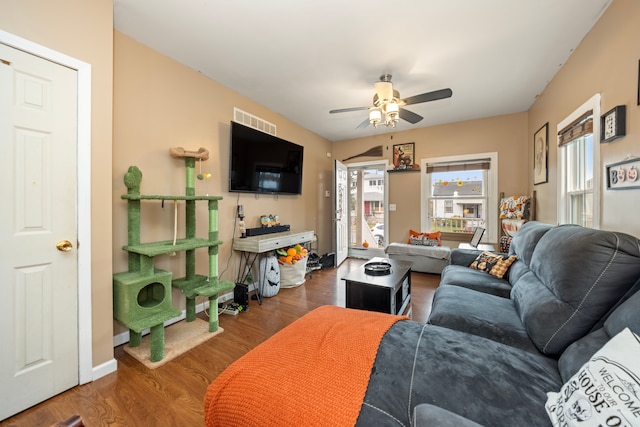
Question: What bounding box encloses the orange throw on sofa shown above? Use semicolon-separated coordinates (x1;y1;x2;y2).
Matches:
203;306;407;427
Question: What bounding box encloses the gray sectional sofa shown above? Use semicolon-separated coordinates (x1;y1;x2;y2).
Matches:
415;221;640;425
204;221;640;427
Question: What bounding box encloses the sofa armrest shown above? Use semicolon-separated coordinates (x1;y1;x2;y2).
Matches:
450;248;483;266
413;404;485;427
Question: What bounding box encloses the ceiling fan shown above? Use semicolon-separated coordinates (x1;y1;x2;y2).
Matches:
329;74;452;129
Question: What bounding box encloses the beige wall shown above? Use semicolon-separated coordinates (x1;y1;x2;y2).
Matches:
4;0;638;373
1;1;115;367
332;113;529;245
528;0;640;236
113;32;333;334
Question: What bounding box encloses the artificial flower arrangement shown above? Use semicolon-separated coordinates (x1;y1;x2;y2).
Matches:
276;244;308;265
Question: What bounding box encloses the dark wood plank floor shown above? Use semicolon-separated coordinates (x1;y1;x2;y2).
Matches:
1;258;439;427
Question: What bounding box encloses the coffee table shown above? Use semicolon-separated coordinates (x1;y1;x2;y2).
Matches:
342;257;412;316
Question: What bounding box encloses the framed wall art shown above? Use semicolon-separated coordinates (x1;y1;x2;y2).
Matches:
533;123;548;185
392;142;418;171
606;157;640;190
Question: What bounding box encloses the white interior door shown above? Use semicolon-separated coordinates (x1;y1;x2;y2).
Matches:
0;43;79;420
334;160;348;266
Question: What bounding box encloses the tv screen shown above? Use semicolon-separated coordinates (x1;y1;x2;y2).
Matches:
229;121;304;195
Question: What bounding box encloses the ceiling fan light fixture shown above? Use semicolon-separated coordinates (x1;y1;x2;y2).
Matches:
374;81;394;103
384;102;399;127
369;109;382;127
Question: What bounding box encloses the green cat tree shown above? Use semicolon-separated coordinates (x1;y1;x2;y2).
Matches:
113;147;235;362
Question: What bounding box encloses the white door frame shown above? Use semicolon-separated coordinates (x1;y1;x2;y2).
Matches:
0;30;93;384
346;160;388;259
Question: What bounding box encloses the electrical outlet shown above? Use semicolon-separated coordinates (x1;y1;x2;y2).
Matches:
325;190;330;197
389;204;397;211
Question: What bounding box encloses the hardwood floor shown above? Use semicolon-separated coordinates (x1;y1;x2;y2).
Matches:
1;258;440;427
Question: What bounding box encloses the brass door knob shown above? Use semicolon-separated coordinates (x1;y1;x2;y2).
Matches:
56;240;73;252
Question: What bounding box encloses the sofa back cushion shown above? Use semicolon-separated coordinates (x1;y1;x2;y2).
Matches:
558;285;640;382
506;221;554;284
511;224;640;355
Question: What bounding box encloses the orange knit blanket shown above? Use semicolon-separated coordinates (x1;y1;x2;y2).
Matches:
203;306;407;427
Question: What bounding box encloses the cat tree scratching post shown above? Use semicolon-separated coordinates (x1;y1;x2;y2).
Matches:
113;148;234;363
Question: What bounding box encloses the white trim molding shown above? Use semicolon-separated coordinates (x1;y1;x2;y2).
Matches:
556;93;601;229
0;30;94;383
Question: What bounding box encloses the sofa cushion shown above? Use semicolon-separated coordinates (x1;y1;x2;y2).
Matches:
428;285;540;353
546;328;640;427
385;242;451;260
507;221;554;263
359;322;562;427
511;225;640;355
413;404;484;427
556;327;609;383
469;251;517;279
505;221;554;287
558;285;640;383
603;282;640;337
439;265;512;298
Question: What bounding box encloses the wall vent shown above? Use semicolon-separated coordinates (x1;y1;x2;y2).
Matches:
233;108;277;135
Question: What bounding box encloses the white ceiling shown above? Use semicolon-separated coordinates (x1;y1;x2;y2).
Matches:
114;0;611;142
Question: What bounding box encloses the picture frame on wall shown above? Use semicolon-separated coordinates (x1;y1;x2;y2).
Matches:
606;157;640;190
392;142;418;170
533;123;548;185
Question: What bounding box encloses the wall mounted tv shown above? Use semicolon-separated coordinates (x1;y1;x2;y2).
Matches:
229;121;304;195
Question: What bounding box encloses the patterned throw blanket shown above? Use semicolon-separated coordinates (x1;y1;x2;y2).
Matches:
204;306;407;427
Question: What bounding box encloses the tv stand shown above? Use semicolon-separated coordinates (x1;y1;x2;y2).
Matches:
233;230;314;253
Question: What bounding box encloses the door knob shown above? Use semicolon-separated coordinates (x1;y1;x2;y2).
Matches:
56;240;73;252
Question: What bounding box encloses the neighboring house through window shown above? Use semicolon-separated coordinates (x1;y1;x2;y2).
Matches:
421;152;498;243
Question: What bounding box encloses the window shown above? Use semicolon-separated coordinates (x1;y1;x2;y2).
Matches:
444;200;453;214
421;153;498;242
565;134;594;227
557;94;600;228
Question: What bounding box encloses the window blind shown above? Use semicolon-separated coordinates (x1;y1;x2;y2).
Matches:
558;110;593;146
426;160;490;173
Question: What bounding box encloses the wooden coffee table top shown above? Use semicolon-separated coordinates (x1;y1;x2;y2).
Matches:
342;257;413;289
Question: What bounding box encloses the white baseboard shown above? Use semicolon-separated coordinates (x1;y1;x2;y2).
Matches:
90;358;118;382
112;290;236;347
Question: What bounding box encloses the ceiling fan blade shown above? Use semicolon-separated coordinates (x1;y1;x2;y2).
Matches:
399;108;423;124
329;106;371;114
401;88;453;106
356;118;370;129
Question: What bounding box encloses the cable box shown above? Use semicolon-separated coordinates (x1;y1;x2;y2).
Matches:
245;225;290;237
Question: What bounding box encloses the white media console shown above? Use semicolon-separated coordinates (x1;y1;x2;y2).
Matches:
232;230;315;253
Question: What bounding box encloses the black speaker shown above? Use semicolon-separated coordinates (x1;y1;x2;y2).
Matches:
234;283;249;307
245;224;290;237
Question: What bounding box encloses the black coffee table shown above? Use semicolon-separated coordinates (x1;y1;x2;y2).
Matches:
342;257;412;316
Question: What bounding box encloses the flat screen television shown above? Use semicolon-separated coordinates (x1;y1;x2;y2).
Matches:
229;121;304;195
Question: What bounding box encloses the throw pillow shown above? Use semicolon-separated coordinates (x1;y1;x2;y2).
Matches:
469;251;517;279
409;235;438;246
408;229;441;246
545;328;640;427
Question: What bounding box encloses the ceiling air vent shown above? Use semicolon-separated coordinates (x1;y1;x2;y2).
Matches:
233;108;276;135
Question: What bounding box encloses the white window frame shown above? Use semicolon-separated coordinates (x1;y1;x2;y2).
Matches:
421;152;498;243
557;94;601;228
